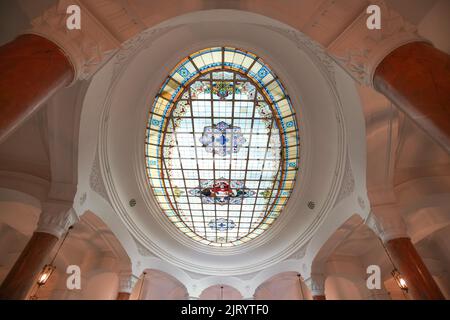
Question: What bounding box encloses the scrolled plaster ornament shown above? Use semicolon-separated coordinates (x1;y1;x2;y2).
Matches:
335;152;355;205
37;204;79;238
112;26;178;78
304;274;326;296
89;149;109;202
118;272;139;294
133;237;156;257
266;26;337;87
328;0;424;86
365;207;408;242
28;0;121;82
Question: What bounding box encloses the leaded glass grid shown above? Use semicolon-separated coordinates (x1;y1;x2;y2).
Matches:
145;47;299;247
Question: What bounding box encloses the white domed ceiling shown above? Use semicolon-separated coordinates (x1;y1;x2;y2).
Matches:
145;47;299;247
79;10;367;275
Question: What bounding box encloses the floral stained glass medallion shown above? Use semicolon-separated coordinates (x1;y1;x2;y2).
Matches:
199;121;246;156
188;179;256;205
145;47;300;247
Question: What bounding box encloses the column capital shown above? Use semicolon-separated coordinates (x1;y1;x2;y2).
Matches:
304;273;326;296
328;0;426;86
37;201;79;238
28;0;121;83
118;272;139;294
365;205;408;243
367;287;392;300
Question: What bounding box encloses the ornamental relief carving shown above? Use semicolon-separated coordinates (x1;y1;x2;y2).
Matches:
335;152;355;205
328;0;422;85
266;25;337;87
89;148;109;203
29;0;121;81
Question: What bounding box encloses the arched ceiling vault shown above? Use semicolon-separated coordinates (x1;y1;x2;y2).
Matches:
0;0;447;294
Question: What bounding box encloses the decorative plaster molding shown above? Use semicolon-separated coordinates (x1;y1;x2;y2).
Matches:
89;149;109;202
96;13;350;275
266;25;337;87
365;207;408;243
328;0;424;86
37;203;79;238
133;237;156;257
287;241;309;260
357;195;366;210
304;273;326;296
78;192;87;206
118;272;139;294
28;0;121;82
112;26;176;78
335;152;355;205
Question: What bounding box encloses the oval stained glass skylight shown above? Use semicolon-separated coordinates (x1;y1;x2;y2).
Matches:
145;47;299;247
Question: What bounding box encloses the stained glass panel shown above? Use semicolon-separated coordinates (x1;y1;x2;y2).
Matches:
145;47;300;247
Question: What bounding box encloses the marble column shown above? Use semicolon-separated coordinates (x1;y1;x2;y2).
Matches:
304;274;326;300
367;208;445;300
385;237;445;300
0;0;122;143
0;34;74;142
117;272;139;300
328;2;449;152
374;42;450;152
0;203;78;300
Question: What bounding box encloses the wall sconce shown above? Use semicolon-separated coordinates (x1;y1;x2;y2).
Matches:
391;269;408;292
28;226;73;300
137;272;147;300
36;264;56;287
376;236;409;298
297;274;305;300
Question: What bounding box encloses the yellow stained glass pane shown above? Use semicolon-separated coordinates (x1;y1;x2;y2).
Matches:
153;97;169;115
242;56;255;69
160;79;179;100
232;52;246;66
286;170;297;180
266;81;285;101
147;134;159;145
277;99;291;117
146;144;158;157
192;56;205;69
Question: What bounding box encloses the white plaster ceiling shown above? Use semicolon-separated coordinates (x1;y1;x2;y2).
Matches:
0;110;50;180
77;7;369;277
